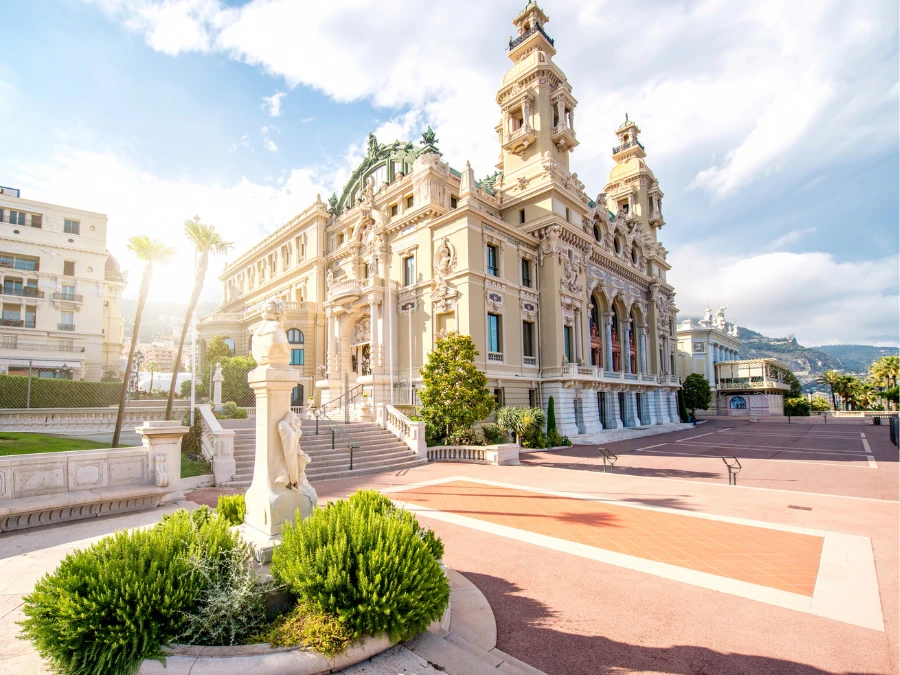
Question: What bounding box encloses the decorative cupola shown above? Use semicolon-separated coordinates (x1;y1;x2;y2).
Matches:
612;114;646;163
496;2;578;174
508;2;555;61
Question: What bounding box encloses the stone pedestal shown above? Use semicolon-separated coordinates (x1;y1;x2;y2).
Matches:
135;420;190;504
243;364;315;550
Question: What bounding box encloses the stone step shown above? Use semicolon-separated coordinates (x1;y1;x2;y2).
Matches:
221;457;427;488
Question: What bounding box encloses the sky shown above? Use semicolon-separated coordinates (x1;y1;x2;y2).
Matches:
1;0;897;347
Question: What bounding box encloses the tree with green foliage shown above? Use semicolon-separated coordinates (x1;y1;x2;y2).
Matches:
547;396;556;432
114;236;175;447
418;333;495;439
784;370;802;398
681;373;711;420
677;388;689;422
810;396;831;411
784;397;811;416
815;370;842;411
206;335;235;364
833;374;857;410
166;218;234;420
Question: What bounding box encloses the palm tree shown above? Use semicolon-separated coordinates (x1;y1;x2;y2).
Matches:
834;374;857;411
147;361;159;394
815;370;842;411
165;217;234;420
113;236;176;447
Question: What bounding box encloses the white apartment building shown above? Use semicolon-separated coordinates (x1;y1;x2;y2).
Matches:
0;186;126;381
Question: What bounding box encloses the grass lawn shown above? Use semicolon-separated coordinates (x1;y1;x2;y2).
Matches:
181;454;212;478
0;433;110;456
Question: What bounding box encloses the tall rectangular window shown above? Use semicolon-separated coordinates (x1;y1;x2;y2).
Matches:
450;195;458;209
63;260;75;276
528;389;536;408
565;207;570;223
403;255;415;286
522;321;535;357
521;258;531;288
487;313;502;353
486;245;499;276
290;349;304;366
390;204;398;217
406;195;414;209
64;219;80;235
60;311;74;326
563;325;573;363
519;208;525;224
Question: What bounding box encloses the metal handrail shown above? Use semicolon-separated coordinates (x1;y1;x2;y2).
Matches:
722;456;741;485
328;423;360;470
319;384;365;424
598;447;618;472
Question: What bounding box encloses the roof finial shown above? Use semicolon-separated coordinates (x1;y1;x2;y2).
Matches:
625;112;629;123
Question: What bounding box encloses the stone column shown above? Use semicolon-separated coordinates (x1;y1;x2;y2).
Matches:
639;327;648;374
136;420;189;505
623;320;632;374
574;309;583;365
603;314;613;371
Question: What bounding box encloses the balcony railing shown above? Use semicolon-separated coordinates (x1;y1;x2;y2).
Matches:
487;352;503;362
52;292;83;302
0;318;24;327
57;323;75;331
612;139;646;155
0;287;44;298
523;356;537;366
0;259;39;272
508;24;555;50
0;341;85;352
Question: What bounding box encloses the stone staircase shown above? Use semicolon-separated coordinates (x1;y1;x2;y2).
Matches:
218;418;426;487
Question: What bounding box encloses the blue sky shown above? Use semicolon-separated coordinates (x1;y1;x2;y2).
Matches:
1;0;897;346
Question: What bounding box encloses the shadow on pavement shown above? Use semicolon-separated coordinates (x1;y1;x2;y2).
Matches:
459;571;873;675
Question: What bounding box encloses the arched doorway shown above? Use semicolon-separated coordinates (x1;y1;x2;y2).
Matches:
351;318;371;377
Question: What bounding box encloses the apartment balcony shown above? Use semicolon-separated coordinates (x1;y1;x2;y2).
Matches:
551;124;579;152
52;292;83;303
0;341;85;353
57;323;76;331
648;209;664;227
0;287;44;298
0;318;24;327
501;125;535;156
487;352;503;363
717;380;790;392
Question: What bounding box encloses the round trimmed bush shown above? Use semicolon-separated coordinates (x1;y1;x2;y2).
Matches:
19;508;240;675
271;490;449;643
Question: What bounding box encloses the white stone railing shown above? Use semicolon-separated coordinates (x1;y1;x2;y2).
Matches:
0;407;174;431
244;406;257;418
379;404;426;458
196;405;236;486
426;443;520;466
0;420;188;532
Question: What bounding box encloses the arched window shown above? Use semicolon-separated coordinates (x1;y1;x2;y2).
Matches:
291;384;305;407
223;337;235;355
729;396;747;410
287;329;304;366
593;224;601;242
611;306;621;371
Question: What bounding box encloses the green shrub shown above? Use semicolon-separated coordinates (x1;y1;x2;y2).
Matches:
521;432;549;449
178;544;270;646
480;423;509;444
495;407;521;437
271;491;449;643
547;396;556;432
251;601;355;656
216;493;246;527
215;401;248;419
0;374;121;409
446;427;486;446
547;429;570;447
347;490;444;560
784;397;811;416
19;508;240;675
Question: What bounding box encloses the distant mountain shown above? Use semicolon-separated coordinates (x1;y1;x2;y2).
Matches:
813;344;899;373
734;327;847;383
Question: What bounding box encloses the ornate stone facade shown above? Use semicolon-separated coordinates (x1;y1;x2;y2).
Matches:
199;2;682;435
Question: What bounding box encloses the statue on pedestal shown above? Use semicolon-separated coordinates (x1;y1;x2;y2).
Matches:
251;299;291;365
213;362;224;409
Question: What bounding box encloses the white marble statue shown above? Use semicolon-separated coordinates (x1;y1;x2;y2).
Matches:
251;298;290;366
715;305;728;329
213;362;224;406
276;411;318;511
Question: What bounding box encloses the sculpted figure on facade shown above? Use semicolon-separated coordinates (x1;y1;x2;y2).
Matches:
251;298;290;366
715;305;728;329
434;237;456;277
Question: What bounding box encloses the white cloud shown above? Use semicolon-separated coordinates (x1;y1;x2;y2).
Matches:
227;134;250;152
260;125;279;134
261;90;285;117
669;244;899;345
769;227;817;250
263;138;278;152
300;117;315;124
11;146;328;303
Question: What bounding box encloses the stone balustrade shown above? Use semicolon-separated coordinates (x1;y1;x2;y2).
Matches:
196;404;236;485
426;443;520;466
0;407;187;431
0;420;189;532
379;404;426;458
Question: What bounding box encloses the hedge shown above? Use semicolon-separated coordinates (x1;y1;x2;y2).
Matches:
0;374;121;409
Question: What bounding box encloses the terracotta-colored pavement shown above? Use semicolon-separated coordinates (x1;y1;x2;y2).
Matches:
394;480;824;596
